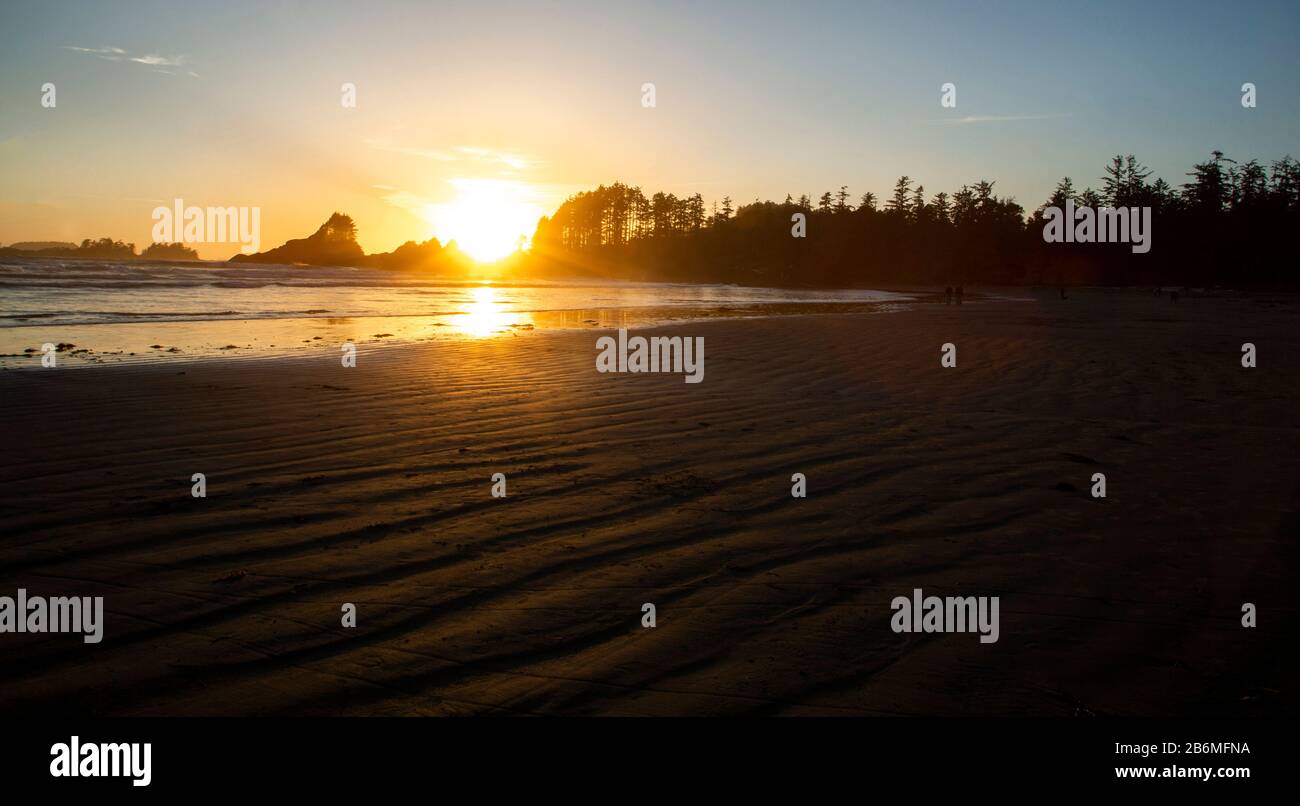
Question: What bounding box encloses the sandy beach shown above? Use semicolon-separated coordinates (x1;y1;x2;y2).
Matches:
1;289;1296;716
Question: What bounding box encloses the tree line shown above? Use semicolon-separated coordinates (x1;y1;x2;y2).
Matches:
526;152;1300;287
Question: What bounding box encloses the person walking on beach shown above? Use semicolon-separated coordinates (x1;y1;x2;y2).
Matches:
945;286;953;305
956;286;964;305
1060;286;1068;300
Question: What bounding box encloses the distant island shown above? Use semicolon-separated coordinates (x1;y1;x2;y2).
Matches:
5;241;79;251
232;212;476;275
0;239;199;261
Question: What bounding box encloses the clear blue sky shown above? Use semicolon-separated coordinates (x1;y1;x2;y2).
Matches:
2;0;1297;255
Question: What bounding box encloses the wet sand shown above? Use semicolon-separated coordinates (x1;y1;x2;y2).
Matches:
0;289;1296;715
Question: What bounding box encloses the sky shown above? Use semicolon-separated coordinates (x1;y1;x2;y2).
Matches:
1;0;1298;259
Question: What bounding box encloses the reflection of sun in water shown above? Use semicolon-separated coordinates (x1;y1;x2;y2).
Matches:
425;179;545;263
454;285;511;338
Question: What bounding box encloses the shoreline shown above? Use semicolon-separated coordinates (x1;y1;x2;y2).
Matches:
0;298;925;370
22;282;1280;371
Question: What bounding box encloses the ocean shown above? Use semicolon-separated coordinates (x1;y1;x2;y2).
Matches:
0;258;914;367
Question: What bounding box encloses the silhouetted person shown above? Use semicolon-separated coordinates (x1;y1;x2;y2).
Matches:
956;286;964;304
1060;286;1068;300
945;286;953;305
1171;289;1180;303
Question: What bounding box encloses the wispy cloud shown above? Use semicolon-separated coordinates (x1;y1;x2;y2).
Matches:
130;54;184;67
63;45;193;75
376;188;434;213
64;46;126;57
934;113;1071;126
454;146;534;171
365;139;537;171
364;138;457;161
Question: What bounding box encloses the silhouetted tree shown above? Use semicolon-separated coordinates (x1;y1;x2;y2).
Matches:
141;242;199;260
1183;150;1232;212
834;185;851;214
1102;155;1152;207
888;176;911;216
931;191;950;224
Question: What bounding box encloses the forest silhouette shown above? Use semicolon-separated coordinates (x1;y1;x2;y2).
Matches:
526;151;1300;287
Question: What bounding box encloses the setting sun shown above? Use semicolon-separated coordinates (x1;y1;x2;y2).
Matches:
425;179;545;263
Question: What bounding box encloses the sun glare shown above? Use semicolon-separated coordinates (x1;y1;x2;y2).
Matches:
449;284;534;338
425;179;545;263
455;285;509;337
